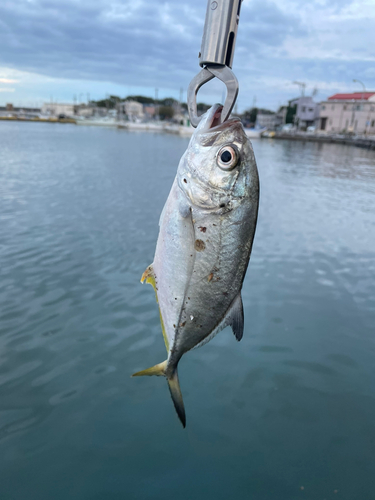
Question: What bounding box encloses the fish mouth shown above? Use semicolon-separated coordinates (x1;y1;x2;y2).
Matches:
202;103;241;132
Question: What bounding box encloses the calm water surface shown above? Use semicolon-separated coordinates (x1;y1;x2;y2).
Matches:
0;121;375;500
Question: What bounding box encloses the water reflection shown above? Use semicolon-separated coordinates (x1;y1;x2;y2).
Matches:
0;122;374;500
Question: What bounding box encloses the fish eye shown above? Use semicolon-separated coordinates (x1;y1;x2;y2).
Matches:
216;145;239;171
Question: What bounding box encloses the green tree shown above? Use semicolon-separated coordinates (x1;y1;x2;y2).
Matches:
285;103;297;124
197;102;211;114
158;105;174;120
95;95;121;108
242;107;258;125
126;95;155;104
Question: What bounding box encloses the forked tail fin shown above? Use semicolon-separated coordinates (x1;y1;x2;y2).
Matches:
132;361;186;427
167;368;186;428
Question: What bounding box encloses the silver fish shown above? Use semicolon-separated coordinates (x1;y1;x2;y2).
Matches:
133;104;259;427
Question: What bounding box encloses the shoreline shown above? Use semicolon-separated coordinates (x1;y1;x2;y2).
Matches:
270;131;375;150
2;116;375;150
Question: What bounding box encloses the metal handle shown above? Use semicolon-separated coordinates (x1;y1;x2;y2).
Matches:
199;0;242;69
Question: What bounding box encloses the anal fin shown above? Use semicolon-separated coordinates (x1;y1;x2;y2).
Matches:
193;292;244;350
228;292;244;341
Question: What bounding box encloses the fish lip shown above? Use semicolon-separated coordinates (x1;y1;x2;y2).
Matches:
202;103;242;132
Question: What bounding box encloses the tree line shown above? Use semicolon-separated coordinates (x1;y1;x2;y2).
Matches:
90;94;295;124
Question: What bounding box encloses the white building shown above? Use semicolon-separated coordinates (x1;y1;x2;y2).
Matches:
319;92;375;134
117;100;144;121
291;96;320;129
76;105;94;117
256;113;277;130
41;103;75;117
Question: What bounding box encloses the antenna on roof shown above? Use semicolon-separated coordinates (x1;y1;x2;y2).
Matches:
312;87;318;98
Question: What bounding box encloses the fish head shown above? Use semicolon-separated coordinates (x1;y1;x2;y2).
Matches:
178;104;256;212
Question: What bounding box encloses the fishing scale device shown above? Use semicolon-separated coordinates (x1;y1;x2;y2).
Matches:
187;0;243;127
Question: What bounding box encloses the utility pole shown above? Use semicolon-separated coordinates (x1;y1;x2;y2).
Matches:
155;88;159;121
353;79;366;134
179;87;183;114
292;82;306;130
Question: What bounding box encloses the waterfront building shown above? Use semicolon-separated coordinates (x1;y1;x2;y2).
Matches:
275;106;288;127
256;113;277;130
41;102;75;117
143;105;156;119
0;104;41;117
319;92;375;134
76;104;94;117
117;100;144;121
290;96;320;130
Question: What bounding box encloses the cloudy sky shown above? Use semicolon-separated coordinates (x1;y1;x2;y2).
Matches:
0;0;374;111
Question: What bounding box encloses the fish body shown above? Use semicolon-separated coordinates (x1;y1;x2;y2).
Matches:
133;104;259;426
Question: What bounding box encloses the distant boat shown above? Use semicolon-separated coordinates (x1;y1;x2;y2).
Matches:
76;117;117;127
164;124;194;137
117;122;164;132
245;127;267;139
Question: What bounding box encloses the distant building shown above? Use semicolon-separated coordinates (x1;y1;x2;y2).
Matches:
290;96;320;129
41;103;74;117
76;104;94;117
117;100;144;121
319;92;375;134
275;106;288;127
143;105;156;119
256;113;277;130
0;104;41;117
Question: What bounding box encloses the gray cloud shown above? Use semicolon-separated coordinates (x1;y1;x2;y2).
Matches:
0;0;374;109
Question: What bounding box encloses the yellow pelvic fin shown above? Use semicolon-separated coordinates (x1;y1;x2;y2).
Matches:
132;360;167;377
140;264;169;352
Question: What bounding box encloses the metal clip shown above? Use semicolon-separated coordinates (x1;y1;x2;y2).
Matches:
200;0;242;69
187;0;242;127
187;65;238;128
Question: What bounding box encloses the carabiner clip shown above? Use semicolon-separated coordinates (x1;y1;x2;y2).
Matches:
187;0;242;127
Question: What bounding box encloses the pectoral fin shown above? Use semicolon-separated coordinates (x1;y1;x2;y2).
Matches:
178;197;191;218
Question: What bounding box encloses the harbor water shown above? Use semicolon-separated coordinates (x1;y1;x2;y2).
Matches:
0;121;374;500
